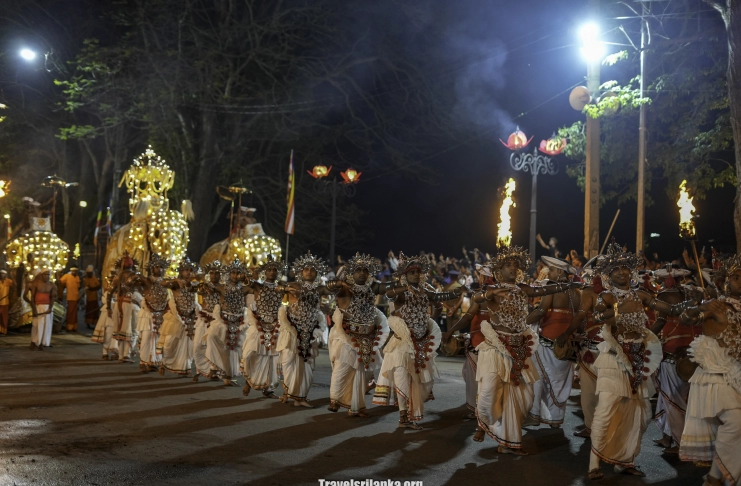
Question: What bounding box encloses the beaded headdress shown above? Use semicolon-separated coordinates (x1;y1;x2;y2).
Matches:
255;254;286;280
345;252;380;276
292;251;328;281
721;254;741;278
593;242;642;276
114;250;139;270
146;253;170;272
490;245;531;270
224;258;248;275
178;256;197;273
203;260;222;273
393;252;431;278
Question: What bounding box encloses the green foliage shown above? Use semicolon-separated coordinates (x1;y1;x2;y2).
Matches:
559;6;733;207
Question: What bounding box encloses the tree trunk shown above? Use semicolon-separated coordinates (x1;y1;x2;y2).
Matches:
186;111;220;257
714;0;741;251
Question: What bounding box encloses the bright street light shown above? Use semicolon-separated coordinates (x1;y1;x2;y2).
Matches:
79;200;88;208
19;49;37;61
579;23;605;62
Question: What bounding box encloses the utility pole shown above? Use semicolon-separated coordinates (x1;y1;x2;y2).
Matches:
584;0;601;259
636;2;648;253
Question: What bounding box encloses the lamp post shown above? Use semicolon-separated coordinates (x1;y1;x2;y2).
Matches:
308;165;361;268
579;13;604;259
501;129;564;262
78;200;87;266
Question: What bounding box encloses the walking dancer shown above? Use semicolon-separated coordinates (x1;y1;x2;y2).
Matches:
277;252;330;408
92;270;119;359
26;269;57;351
650;267;698;454
563;261;601;438
131;253;171;373
242;255;288;398
525;256;581;428
680;255;741;486
327;253;390;416
587;243;694;479
443;263;496;418
157;257;199;376
474;246;578;454
372;252;461;429
205;258;250;386
193;261;222;382
106;252;141;363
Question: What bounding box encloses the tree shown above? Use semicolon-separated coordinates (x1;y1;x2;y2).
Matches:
558;1;734;228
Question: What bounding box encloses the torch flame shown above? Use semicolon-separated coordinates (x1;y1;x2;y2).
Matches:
497;178;516;246
677;180;696;238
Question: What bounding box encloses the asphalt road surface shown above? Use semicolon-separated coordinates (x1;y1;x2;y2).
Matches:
0;332;706;486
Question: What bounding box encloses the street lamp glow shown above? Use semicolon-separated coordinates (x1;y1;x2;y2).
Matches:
19;49;37;61
581;44;606;62
579;23;600;42
79;200;88;208
578;23;605;62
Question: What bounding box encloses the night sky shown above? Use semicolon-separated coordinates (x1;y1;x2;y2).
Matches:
343;0;735;262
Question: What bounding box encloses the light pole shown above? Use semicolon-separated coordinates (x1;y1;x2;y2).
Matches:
78;200;87;266
501;129;564;262
308;165;361;268
579;14;604;259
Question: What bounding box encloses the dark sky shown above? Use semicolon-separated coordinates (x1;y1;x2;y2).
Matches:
343;0;736;263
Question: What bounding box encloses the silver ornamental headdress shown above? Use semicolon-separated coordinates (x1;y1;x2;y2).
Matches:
721;254;741;278
594;242;642;276
178;256;197;273
204;260;222;273
146;253;170;272
491;245;531;270
292;251;328;281
393;252;431;278
345;252;380;276
224;258;248;275
255;254;286;279
114;250;140;270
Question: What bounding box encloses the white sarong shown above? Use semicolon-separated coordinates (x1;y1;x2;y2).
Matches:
32;305;53;347
205;304;247;378
680;336;741;485
91;292;118;357
276;306;325;401
475;321;538;449
157;298;196;375
329;307;389;413
372;316;441;421
655;360;690;445
241;307;280;390
530;343;574;425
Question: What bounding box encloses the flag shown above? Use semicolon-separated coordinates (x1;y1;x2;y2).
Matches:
284;150;295;235
93;206;103;246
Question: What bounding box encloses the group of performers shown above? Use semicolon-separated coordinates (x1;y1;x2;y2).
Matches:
79;242;741;485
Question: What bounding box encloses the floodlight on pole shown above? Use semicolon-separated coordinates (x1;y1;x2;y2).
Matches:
19;49;37;61
579;23;605;62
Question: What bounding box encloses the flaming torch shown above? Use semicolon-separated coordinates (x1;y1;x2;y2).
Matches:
677;180;705;292
497;178;516;247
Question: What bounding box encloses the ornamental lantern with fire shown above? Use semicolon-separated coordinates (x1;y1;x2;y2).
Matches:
500;127;533;151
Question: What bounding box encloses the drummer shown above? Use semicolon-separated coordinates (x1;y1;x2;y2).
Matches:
523;256;581;429
650;266;701;454
443;263;496;420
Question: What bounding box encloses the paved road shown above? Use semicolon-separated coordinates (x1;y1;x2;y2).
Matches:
0;333;704;486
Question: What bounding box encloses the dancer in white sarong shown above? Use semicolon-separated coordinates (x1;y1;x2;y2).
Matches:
130;253;171;373
680;257;741;486
524;256;580;428
205;258;249;386
443;264;496;418
473;246;577;453
157;258;199;376
193;262;222;382
92;273;119;359
327;253;390;416
277;252;330;408
564;264;601;438
650;268;698;454
373;253;461;429
106;252;141;363
587;243;691;480
26;269;57;351
241;255;287;399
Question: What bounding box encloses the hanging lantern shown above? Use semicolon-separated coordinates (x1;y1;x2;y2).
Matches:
341;168;361;184
308;165;332;179
538;134;567;156
499;127;533;151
